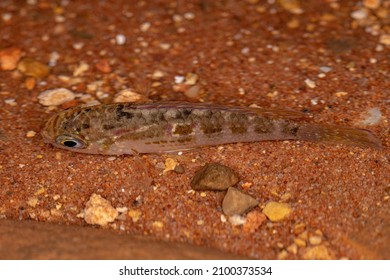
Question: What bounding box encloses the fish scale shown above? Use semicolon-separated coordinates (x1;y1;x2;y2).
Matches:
41;102;383;155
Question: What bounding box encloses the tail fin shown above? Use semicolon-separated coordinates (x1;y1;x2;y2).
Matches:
298;124;383;149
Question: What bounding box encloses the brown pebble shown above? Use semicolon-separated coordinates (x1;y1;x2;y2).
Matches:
173;164;185;174
0;47;22;70
222;187;259;216
17;58;50;78
191;163;239;191
95;59;112;73
24;77;36;90
243;210;267;233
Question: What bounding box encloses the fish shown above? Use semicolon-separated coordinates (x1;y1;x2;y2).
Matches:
41;102;383;155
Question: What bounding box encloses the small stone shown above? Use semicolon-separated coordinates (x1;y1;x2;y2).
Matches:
0;47;22;70
243;211;267;233
309;235;322;245
335;91;348;97
174;75;185;84
350;9;368;20
17;58;49;78
293;222;306;234
191;163;239;191
84;194;118;227
287;243;298;255
113;88;148;103
140;22;151;32
304;78;316;88
128;209;142;222
184;85;201;99
95;59;112;73
319;66;332;73
357;107;382;126
287;18;300;29
294;238;307;247
38;88;75;106
222;187;259;216
115;34;126;45
379;34;390;45
25;77;36;90
26;131;36;138
277;0;303;14
262;201;292;222
277;250;289;260
228;214;246;226
152;221;164;230
152;70;165;80
173;164;185;174
184;72;198;85
27;197;39;208
163;158;179;173
183;12;195;20
363;0;381;9
73;62;89;76
303;245;331;260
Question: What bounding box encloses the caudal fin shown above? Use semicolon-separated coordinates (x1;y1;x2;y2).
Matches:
298;124;383;149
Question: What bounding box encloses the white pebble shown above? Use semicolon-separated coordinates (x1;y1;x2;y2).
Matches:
38;88;75;106
304;78;316;88
174;75;185;84
351;9;368;20
140;22;151;32
184;12;195;20
115;34;126;45
72;42;84;50
358;107;382;126
319;66;332;73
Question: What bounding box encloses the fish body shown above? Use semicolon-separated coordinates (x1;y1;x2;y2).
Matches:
41;102;382;155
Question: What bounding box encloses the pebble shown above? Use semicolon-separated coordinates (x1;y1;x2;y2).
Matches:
184;85;201;99
228;214;246;226
363;0;381;9
379;34;390;45
304;78;316;89
140;22;151;32
277;0;303;14
17;58;49;78
83;194;118;227
191;163;239;191
222;187;259;216
350;9;368;20
26;131;36;138
95;59;112;73
303;245;331;260
0;47;22;70
152;70;165;80
174;75;185;84
184;73;198;85
357;107;382;126
262;201;292;222
115;34;126;45
113;88;148;103
128;209;142;222
242;211;267;233
73;62;89;76
163;158;179;173
38;88;75;106
309;235;322;246
319;66;332;73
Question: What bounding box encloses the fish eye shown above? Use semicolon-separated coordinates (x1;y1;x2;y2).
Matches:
56;135;87;149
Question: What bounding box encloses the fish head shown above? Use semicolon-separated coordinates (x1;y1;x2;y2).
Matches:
41;107;107;155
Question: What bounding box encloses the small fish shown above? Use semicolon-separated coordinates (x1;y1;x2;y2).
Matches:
41;102;383;155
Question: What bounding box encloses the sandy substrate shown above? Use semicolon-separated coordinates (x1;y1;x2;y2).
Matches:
0;0;389;259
